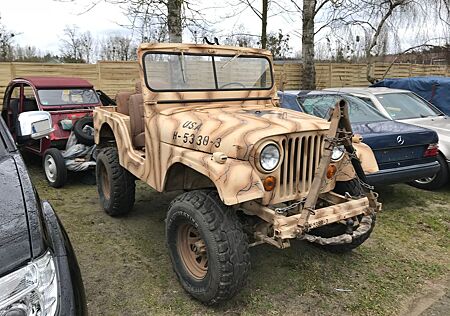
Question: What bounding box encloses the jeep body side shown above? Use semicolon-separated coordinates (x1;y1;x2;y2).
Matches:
94;43;380;305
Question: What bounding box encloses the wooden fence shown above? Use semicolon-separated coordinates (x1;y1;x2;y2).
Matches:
0;61;448;108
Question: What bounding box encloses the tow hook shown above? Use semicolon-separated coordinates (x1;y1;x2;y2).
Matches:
345;219;354;235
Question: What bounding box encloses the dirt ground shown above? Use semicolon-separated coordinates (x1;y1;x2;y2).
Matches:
26;157;450;316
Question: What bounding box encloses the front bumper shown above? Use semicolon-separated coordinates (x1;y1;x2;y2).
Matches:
366;161;440;186
242;191;380;249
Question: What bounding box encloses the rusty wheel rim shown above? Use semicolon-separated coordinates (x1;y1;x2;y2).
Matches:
177;223;208;280
100;163;110;200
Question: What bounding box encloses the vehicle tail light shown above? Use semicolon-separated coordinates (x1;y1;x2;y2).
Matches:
424;144;439;157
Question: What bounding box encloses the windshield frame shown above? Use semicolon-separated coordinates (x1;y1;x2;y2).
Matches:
36;88;100;107
375;92;443;120
142;51;274;93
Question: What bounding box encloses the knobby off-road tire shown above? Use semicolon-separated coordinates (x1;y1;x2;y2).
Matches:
96;147;135;216
410;154;449;190
166;190;250;305
309;178;375;253
43;148;67;188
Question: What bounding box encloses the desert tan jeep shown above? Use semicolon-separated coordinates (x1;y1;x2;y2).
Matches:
93;43;381;305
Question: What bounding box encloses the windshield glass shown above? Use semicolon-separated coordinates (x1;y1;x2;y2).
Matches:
37;89;99;106
298;94;388;123
375;93;440;119
143;52;273;91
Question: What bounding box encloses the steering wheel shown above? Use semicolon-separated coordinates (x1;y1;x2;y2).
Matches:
219;82;246;89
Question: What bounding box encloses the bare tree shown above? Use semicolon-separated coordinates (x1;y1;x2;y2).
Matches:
100;34;137;61
59;25;97;63
224;25;259;47
57;0;210;43
79;31;96;63
266;29;292;59
60;25;83;62
0;16;15;61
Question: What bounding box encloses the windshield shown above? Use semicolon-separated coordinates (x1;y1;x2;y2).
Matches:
375;93;440;119
37;89;99;106
298;94;388;123
143;52;273;91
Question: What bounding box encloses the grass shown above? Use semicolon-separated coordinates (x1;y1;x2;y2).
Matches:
28;160;450;316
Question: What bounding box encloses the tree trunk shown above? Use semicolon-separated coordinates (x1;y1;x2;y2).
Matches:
261;0;268;49
302;0;316;90
167;0;183;42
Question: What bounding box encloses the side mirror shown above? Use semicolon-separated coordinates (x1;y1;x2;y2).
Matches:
17;111;54;142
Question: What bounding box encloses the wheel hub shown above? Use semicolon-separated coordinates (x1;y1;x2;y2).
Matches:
415;174;437;184
177;223;208;280
44;156;57;182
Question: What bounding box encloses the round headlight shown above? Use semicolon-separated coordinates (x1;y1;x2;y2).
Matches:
260;144;280;172
331;145;345;161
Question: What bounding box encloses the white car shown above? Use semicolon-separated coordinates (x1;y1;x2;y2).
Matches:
325;87;450;190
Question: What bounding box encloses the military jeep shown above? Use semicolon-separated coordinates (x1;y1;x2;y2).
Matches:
93;43;381;305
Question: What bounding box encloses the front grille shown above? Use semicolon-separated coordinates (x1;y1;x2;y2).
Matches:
277;132;325;200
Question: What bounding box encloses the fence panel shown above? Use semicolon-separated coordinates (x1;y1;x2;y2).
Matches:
0;61;448;109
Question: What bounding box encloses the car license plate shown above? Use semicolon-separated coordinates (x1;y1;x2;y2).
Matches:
32;119;49;133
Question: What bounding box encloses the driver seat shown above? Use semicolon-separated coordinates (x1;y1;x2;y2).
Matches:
128;94;145;148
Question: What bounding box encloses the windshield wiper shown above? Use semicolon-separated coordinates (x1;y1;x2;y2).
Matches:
178;53;187;83
220;52;241;70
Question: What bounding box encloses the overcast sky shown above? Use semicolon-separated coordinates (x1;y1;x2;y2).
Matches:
1;0;131;53
1;0;304;55
1;0;447;59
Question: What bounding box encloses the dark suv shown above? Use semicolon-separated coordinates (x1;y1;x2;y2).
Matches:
0;116;86;315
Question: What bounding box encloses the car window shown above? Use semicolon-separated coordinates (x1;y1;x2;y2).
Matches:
375;93;440;119
37;89;99;106
298;94;388;123
359;97;377;109
279;93;301;111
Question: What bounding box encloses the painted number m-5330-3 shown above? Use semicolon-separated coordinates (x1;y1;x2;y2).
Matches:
173;131;222;148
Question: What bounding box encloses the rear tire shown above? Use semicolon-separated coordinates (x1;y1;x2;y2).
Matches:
43;148;67;188
166;190;250;305
96;147;135;216
410;154;448;190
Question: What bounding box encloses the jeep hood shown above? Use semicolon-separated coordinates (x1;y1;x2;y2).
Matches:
157;105;330;160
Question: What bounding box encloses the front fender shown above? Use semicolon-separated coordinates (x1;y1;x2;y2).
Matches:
163;146;265;205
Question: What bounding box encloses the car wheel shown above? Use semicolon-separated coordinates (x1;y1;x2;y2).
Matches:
73;117;95;146
166;190;250;305
96;147;135;216
410;154;448;190
308;178;375;253
43;148;67;188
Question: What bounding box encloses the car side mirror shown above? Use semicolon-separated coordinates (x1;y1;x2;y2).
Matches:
17;111;54;143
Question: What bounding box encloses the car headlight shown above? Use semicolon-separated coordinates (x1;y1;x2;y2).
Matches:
0;251;58;316
331;145;345;161
260;144;280;172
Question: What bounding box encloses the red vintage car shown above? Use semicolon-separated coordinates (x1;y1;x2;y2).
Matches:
1;76;102;187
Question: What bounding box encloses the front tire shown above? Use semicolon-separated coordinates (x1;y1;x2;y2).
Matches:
410;154;448;190
43;148;67;188
166;190;250;305
96;147;135;216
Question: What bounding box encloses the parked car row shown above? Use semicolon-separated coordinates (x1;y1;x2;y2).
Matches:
279;78;450;191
